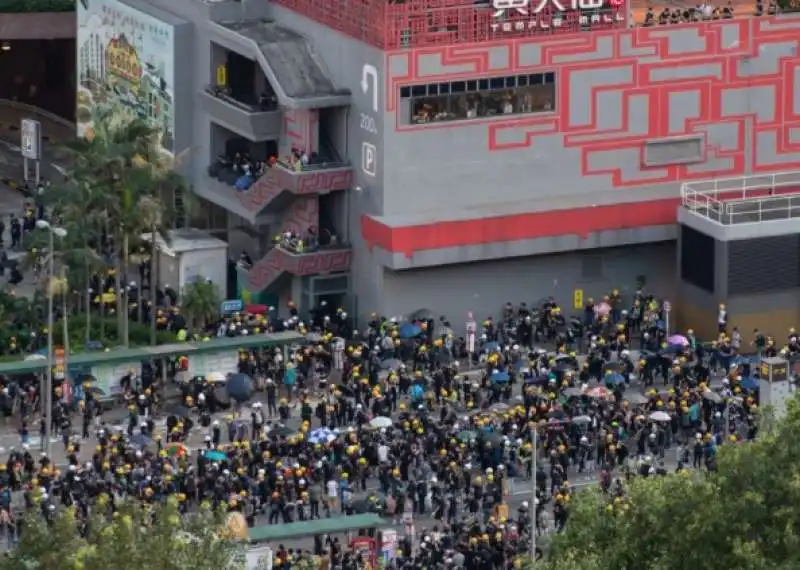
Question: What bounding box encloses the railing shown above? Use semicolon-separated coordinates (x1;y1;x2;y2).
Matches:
680;171;800;225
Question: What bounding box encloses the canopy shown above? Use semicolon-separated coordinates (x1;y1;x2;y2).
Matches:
248;514;386;543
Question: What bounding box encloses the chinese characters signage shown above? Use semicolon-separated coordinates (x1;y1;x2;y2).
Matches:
491;0;624;32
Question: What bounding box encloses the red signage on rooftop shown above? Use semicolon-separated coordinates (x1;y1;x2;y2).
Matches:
273;0;628;49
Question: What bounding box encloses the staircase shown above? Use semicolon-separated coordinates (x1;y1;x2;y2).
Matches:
235;163;354;217
245;246;354;292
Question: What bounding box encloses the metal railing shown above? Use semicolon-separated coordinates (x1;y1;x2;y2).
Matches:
680;171;800;225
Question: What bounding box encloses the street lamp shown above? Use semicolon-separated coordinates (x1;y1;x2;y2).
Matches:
36;220;67;457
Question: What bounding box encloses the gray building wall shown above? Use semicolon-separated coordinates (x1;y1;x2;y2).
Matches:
380;242;677;323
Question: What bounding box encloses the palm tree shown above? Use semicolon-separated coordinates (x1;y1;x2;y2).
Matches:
56;112;188;347
181;280;221;330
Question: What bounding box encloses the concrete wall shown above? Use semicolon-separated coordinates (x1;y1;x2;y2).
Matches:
379;242;676;323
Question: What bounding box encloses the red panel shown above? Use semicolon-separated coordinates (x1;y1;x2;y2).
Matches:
361;198;679;256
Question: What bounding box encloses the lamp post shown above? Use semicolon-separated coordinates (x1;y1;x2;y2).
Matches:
36;220;67;457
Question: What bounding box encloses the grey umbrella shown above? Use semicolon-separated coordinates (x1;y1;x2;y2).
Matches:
380;358;403;371
408;308;436;321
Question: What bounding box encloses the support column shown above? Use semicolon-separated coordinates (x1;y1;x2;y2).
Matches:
280;109;319;158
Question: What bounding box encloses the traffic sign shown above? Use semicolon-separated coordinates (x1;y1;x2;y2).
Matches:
220;299;244;314
663;300;672;312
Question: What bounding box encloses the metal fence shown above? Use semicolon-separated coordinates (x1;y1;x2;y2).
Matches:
680;171;800;225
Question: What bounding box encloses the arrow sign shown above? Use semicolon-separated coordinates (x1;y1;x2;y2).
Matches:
361;64;379;113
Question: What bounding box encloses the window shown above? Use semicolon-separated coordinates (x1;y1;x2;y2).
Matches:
401;72;556;125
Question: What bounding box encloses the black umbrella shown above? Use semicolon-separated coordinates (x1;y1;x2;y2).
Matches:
128;433;155;451
166;404;191;419
273;426;294;437
408;308;436;321
213;386;232;409
227;373;254;403
381;358;403;371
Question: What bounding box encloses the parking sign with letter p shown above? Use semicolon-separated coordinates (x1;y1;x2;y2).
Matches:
362;142;377;177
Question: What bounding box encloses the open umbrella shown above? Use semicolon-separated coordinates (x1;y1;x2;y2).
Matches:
489;403;510;413
594;302;611;316
586;386;609;399
306;332;324;342
399;323;423;339
128;433;154;450
649;411;671;422
623;392;649;406
381;358;403;371
740;377;759;391
370;416;393;429
408;308;436;321
206;371;226;383
562;387;583;398
165;442;188;457
309;428;337;444
435;325;454;338
571;415;592;424
457;430;478;442
490;371;510;383
273;426;294;437
668;334;689;347
227;373;254;403
702;391;723;404
604;373;625;386
166;404;191;419
204;450;227;462
482;432;504;446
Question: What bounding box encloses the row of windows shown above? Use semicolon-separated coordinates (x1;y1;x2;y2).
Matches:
400;72;555;99
409;83;555;125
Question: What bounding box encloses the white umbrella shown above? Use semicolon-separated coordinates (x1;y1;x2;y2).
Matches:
649;411;671;422
369;416;393;429
206;371;226;383
24;354;46;361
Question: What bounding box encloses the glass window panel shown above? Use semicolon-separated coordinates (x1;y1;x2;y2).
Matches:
490;77;504;90
400;86;411;98
466;80;477;91
517;75;529;87
451;81;466;93
545;72;555;84
478;79;489;90
408;76;556;126
505;76;517;88
427;84;439;96
411;85;426;97
438;83;450;95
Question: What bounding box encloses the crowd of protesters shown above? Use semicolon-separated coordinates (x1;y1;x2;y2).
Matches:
0;287;784;569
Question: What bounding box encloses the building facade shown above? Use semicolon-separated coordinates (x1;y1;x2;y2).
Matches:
111;0;800;323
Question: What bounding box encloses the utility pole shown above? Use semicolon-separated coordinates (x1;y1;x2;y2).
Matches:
530;428;537;563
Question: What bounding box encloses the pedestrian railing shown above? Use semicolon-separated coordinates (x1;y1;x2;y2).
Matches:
680;171;800;225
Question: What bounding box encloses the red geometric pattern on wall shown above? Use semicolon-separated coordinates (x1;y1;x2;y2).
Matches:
246;247;353;292
386;18;800;188
237;166;353;214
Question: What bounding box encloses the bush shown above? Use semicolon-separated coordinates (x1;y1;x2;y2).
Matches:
52;316;176;351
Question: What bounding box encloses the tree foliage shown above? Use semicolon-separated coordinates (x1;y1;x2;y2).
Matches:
182;280;222;328
0;499;246;570
544;396;800;570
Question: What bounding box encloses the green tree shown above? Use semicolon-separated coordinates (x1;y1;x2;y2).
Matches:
544;396;800;570
181;280;221;329
53;110;186;348
0;499;246;570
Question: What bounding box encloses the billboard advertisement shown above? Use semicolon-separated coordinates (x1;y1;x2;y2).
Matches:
76;0;175;155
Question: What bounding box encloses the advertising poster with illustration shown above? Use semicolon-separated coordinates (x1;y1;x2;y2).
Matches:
76;0;175;156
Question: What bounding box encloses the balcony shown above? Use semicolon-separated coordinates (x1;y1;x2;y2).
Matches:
205;156;353;223
199;87;281;142
240;244;353;293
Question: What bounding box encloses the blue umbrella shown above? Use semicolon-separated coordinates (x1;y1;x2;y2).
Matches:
740;377;759;391
491;371;510;383
605;373;625;386
399;323;422;339
410;384;425;401
204;450;227;462
484;341;500;352
309;428;337;444
129;434;153;450
227;373;254;403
